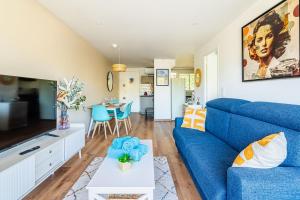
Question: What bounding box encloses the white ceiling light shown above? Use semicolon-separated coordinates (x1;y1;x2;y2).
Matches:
112;43;118;48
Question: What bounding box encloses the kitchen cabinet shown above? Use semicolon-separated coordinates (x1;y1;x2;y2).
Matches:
141;76;154;84
140;96;154;114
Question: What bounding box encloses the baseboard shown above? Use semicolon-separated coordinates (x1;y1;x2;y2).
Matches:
154;119;172;122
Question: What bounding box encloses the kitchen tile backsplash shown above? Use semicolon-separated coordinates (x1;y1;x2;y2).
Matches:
140;84;153;95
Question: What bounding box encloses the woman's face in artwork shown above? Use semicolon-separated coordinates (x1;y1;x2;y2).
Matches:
254;24;274;58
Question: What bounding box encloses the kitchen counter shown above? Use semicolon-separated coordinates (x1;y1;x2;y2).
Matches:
140;95;154;97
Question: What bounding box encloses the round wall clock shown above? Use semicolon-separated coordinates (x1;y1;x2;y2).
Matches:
107;71;113;92
195;68;202;87
0;75;16;85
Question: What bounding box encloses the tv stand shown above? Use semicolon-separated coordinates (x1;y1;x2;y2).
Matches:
45;133;60;137
19;146;40;155
0;123;85;200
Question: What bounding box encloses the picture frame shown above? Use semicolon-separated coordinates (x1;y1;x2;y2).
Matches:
156;69;169;86
242;0;299;82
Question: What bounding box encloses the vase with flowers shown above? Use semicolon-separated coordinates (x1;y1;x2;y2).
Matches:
118;154;132;171
56;77;86;130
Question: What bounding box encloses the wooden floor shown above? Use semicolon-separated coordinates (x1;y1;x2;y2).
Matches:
25;113;201;200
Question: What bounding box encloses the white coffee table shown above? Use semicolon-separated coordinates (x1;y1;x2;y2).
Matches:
86;140;155;200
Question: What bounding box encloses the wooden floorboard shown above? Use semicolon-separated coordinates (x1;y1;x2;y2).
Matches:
24;113;201;200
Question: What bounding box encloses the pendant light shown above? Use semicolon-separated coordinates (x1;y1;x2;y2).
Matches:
112;46;127;72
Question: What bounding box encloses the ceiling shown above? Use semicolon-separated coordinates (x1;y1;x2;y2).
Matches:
38;0;257;67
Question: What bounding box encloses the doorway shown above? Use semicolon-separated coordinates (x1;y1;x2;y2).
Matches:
204;50;219;103
119;71;140;112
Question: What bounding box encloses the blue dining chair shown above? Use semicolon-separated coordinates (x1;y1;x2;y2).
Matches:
109;98;119;104
115;102;133;135
127;101;133;130
91;105;113;139
107;99;121;117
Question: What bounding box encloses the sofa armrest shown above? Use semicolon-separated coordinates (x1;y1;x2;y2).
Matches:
175;117;183;128
227;167;300;200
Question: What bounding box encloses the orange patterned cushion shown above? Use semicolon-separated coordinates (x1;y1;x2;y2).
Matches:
181;107;206;132
233;132;287;168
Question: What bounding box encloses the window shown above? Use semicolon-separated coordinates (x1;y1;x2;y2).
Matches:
171;72;177;79
189;74;195;90
179;73;194;90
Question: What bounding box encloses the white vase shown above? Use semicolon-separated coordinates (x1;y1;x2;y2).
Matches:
119;161;131;171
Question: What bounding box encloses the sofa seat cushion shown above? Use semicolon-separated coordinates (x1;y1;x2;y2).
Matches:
173;127;238;200
173;127;206;152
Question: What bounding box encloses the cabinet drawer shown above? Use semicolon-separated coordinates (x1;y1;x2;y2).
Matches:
35;140;64;165
35;152;64;181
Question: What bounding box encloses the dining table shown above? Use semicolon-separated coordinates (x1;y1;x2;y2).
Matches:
87;103;126;138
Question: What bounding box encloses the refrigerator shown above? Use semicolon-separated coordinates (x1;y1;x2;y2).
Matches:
171;78;186;120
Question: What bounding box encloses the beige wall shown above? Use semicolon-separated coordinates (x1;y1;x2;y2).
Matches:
0;0;119;129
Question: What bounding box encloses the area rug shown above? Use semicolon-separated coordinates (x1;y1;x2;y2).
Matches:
64;156;178;200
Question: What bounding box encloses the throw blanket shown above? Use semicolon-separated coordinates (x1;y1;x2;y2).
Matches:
108;137;148;161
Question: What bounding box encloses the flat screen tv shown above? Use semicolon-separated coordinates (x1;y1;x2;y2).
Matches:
0;75;57;152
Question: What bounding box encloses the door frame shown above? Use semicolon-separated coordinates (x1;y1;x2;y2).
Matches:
204;49;219;104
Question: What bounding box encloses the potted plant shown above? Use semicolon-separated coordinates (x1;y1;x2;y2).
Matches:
56;77;86;130
118;154;132;171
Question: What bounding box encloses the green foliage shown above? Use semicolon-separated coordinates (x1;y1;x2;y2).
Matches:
118;154;131;163
56;77;87;110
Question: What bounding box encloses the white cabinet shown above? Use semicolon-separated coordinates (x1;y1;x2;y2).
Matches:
64;129;85;160
0;124;85;200
0;156;35;200
35;140;64;182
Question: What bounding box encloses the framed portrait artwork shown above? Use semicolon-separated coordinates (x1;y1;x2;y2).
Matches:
156;69;169;86
242;0;299;82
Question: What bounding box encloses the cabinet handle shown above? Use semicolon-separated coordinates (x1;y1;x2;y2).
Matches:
49;150;52;154
49;163;52;167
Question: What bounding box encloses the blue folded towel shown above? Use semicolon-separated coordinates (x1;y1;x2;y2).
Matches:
108;136;148;161
136;144;148;155
107;146;125;159
131;137;140;147
111;136;132;149
129;148;143;161
122;139;135;153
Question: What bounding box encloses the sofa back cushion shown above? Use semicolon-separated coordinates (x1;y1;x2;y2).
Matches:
206;98;250;113
205;107;231;142
233;102;300;132
228;114;300;167
205;98;250;142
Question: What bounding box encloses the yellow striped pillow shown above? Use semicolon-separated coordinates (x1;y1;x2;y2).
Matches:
181;107;206;132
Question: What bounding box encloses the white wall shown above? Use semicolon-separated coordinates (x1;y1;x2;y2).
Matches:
194;0;300;105
154;59;175;120
119;68;144;112
205;51;219;103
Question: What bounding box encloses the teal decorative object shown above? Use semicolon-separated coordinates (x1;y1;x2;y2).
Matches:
107;136;148;161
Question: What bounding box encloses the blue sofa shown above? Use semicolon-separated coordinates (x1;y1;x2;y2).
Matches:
173;98;300;200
